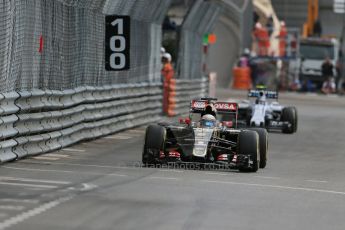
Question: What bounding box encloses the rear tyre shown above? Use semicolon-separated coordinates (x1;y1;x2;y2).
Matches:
238;131;259;172
281;107;297;134
292;107;298;132
142;125;166;165
248;128;268;169
246;108;252;126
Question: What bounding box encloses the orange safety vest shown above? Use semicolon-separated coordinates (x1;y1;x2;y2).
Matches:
254;28;270;47
161;62;174;81
279;27;287;56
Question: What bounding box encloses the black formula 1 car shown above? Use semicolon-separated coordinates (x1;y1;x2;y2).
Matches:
142;98;268;172
236;89;298;134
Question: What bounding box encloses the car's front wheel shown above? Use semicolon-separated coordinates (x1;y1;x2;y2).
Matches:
142;125;166;165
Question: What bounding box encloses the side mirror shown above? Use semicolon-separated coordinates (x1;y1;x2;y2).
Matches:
222;121;233;128
179;118;191;125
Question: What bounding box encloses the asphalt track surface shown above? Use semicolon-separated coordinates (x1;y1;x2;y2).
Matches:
0;90;345;230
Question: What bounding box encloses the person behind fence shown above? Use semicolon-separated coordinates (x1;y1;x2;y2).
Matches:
253;22;269;56
161;52;174;82
321;76;336;94
340;76;345;95
278;21;287;57
321;56;334;84
266;15;274;37
160;47;166;69
237;48;250;67
335;50;343;92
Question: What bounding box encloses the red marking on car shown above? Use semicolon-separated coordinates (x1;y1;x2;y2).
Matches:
191;100;207;109
159;151;165;158
217;154;228;161
179;118;191;125
168;151;181;158
222;121;233;128
232;155;238;162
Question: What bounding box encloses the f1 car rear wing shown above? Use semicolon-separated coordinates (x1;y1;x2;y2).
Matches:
248;89;279;100
190;99;239;127
190;100;238;113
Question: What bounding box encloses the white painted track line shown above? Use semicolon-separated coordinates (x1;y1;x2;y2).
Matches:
12;161;132;170
104;135;132;140
127;129;145;134
205;172;231;176
158;169;184;173
0;206;25;211
61;148;85;152
0;177;70;185
254;176;281;180
0;182;57;189
2;166;128;177
0;195;74;230
107;173;128;177
44;154;70;158
148;176;179;180
306;179;328;183
202;180;345;196
32;156;60;161
0;199;39;204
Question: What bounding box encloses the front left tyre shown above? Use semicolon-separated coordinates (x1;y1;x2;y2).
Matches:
142;125;166;165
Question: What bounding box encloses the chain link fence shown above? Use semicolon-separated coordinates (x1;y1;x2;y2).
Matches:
0;0;171;92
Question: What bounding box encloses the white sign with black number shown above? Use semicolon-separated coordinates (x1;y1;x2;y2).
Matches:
105;16;130;71
334;0;345;14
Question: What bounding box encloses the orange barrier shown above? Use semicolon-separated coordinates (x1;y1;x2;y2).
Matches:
232;67;252;90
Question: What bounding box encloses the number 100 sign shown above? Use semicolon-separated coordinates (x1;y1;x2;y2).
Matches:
105;16;130;71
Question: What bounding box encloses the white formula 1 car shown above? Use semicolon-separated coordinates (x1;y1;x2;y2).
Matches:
236;89;298;134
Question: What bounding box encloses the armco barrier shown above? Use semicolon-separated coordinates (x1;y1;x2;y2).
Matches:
0;139;18;162
0;80;207;163
0;92;19;115
0;83;163;162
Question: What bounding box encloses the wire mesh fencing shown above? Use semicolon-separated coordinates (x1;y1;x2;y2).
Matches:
0;0;171;92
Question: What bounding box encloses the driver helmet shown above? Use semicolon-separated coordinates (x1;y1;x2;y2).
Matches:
200;114;217;128
256;91;266;104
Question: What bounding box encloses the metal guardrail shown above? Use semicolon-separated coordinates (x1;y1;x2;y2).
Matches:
0;83;163;162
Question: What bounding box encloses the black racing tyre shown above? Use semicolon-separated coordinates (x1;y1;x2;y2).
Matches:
237;130;259;172
142;125;166;164
292;107;298;133
248;128;268;169
281;107;297;134
246;107;252;126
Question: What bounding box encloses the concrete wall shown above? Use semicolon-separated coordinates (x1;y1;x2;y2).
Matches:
208;15;240;88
